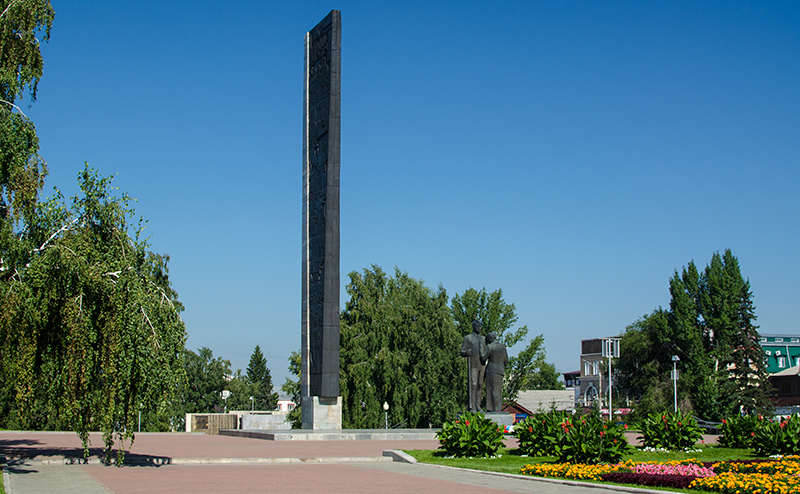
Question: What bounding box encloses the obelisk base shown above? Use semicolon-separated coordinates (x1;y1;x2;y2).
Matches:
301;396;342;430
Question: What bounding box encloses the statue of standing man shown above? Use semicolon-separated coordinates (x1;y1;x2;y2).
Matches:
482;332;508;412
460;319;487;412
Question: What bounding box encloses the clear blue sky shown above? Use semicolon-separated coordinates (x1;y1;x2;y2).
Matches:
24;1;800;389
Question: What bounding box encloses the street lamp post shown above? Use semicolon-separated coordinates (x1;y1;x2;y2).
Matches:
383;402;389;430
602;338;620;422
249;396;254;412
671;356;680;412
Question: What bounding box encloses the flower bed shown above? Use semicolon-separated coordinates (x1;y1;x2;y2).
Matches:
690;472;800;494
520;457;800;493
602;472;698;489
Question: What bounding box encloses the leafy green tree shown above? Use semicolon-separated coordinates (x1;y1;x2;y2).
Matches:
617;310;675;422
281;350;301;428
183;347;229;413
246;345;278;410
224;369;253;411
618;250;770;422
339;266;463;428
529;362;564;391
0;167;187;462
0;0;52;230
1;3;188;460
451;287;557;401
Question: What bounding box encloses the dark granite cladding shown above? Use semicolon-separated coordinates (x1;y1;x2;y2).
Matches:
303;10;340;398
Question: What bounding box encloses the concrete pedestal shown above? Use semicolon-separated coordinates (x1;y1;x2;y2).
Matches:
301;396;342;430
484;412;514;427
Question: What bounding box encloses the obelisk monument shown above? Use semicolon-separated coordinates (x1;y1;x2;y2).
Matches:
301;10;342;430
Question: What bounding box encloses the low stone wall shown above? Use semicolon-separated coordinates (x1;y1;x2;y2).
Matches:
240;413;291;430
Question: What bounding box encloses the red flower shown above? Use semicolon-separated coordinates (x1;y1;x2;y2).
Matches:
751;432;755;436
465;420;470;426
529;427;533;433
722;419;727;424
600;431;605;436
678;422;682;426
624;424;628;429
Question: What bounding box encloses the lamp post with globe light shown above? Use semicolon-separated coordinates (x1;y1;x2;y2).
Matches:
671;356;680;412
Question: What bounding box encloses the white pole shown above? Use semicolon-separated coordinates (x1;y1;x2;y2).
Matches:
608;355;613;423
673;360;678;413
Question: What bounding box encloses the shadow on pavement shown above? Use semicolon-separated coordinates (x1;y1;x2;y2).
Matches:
0;438;172;466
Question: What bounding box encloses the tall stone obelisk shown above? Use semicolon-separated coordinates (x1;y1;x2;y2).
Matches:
301;10;341;430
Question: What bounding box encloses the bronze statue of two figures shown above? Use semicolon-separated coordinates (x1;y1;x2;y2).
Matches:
460;319;508;412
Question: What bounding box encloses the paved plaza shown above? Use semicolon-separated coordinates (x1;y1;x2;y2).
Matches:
1;431;675;494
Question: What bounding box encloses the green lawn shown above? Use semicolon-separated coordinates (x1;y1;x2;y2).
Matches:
404;445;764;493
407;445;759;471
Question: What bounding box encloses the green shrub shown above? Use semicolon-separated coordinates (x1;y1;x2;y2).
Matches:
558;412;629;464
751;415;800;456
639;411;703;451
717;414;763;448
436;411;505;458
515;410;628;463
514;410;571;457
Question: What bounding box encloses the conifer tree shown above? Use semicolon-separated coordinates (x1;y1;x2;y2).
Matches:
246;345;278;410
618;249;770;421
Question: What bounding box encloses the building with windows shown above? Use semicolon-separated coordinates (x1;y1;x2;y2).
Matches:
761;334;800;373
579;338;602;404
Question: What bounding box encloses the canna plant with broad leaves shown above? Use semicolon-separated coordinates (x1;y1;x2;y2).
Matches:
639;411;703;451
750;414;800;456
514;410;571;457
717;414;764;449
515;410;629;463
436;411;505;458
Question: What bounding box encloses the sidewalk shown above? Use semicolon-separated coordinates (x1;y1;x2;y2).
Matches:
1;431;672;494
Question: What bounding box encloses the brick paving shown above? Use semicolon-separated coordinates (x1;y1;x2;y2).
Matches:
1;430;705;493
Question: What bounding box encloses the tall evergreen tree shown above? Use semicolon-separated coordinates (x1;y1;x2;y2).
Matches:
618;250;770;421
246;345;278;410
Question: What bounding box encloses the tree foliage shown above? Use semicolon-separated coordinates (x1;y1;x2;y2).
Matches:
183;347;229;414
0;0;52;226
281;350;301;428
0;166;187;462
339;266;464;428
246;345;278;410
618;250;770;421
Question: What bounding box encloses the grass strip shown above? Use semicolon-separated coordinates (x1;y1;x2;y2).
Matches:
404;445;769;493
